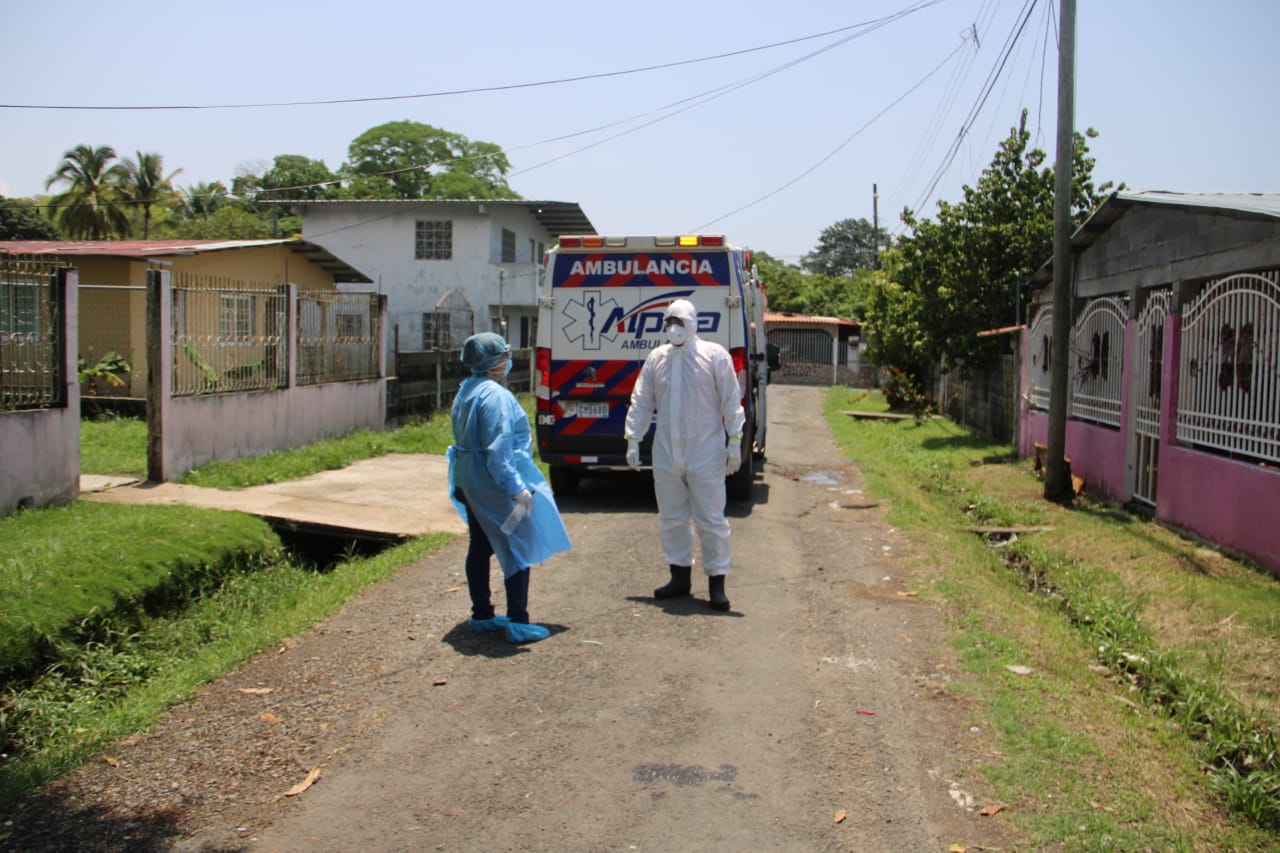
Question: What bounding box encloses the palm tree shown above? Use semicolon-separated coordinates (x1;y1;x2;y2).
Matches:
181;180;230;220
118;151;183;238
44;144;130;239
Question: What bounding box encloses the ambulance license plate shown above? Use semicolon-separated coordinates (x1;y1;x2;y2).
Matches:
574;402;608;419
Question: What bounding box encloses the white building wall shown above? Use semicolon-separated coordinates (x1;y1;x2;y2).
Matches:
299;202;553;354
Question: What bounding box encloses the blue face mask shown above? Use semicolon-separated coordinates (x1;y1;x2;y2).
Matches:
502;356;512;377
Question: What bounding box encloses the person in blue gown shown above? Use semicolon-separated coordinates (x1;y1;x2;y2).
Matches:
447;333;572;643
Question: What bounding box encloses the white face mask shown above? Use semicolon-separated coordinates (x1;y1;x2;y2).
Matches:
666;325;687;347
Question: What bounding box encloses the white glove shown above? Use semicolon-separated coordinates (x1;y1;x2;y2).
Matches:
514;488;533;510
724;439;742;475
625;440;640;469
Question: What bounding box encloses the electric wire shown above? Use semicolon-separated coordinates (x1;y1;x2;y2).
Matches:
690;39;969;233
905;0;1041;220
2;3;945;112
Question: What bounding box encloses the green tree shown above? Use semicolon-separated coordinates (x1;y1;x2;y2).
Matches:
179;181;231;220
0;195;59;239
256;154;341;201
117;151;183;238
864;110;1113;384
171;206;272;240
801;217;889;276
755;251;875;320
44;144;130;239
343;121;520;199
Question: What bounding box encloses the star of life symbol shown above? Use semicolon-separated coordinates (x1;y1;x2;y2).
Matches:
562;290;621;351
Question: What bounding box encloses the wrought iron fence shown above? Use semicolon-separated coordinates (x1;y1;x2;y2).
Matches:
1177;270;1280;465
171;273;287;396
1026;306;1053;410
1;256;69;411
1069;296;1127;427
297;290;380;386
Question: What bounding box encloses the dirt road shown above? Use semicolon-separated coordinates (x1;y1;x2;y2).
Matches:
5;385;1013;852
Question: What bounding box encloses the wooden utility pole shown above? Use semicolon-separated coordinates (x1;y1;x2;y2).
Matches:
1045;0;1077;501
872;183;881;269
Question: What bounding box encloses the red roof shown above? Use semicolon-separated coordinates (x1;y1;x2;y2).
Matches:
0;239;296;257
765;311;859;327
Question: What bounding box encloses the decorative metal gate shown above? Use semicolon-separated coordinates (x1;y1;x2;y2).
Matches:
1177;271;1280;465
1131;290;1170;506
1070;296;1127;427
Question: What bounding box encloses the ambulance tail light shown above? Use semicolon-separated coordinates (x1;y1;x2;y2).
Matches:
700;235;724;246
536;347;552;409
730;346;749;407
558;236;582;248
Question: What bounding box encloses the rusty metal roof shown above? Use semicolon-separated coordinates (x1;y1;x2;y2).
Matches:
267;198;596;237
766;311;859;328
0;238;371;283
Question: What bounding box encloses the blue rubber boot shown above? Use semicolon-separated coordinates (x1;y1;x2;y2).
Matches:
468;614;510;633
505;621;551;644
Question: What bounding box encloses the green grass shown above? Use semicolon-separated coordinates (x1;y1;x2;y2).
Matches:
80;414;148;477
823;386;1280;850
0;524;446;809
4;403;470;811
0;502;280;677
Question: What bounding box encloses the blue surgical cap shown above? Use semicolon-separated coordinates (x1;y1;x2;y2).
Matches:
461;332;510;375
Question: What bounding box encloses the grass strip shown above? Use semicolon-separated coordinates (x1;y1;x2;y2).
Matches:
823;386;1280;849
0;502;280;678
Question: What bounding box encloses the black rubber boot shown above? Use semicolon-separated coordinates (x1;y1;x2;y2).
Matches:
654;564;692;599
708;574;730;611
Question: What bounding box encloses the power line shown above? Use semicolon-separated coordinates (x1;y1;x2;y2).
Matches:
906;0;1042;218
1;4;945;112
690;38;969;233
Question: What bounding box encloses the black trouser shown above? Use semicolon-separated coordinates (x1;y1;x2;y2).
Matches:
457;488;530;623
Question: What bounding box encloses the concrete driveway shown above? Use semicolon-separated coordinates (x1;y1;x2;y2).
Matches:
79;453;466;540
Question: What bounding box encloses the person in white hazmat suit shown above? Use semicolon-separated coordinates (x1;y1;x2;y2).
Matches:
448;332;572;643
624;298;746;611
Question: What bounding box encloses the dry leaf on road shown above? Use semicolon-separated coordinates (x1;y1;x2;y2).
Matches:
284;767;322;797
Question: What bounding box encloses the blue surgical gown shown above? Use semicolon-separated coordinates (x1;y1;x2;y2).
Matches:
447;376;572;578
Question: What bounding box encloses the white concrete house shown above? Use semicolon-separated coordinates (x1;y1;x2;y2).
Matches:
283;200;594;355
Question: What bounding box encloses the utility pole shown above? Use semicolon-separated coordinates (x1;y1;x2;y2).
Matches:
1045;0;1077;501
872;184;881;269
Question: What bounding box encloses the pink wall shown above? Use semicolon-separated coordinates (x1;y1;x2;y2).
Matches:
1018;322;1280;577
1157;445;1280;572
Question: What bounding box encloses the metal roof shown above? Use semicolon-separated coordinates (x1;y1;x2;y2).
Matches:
269;198;596;238
765;311;859;328
1031;190;1280;285
0;238;372;283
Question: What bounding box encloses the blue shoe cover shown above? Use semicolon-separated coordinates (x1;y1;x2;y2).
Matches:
468;614;510;633
505;621;550;644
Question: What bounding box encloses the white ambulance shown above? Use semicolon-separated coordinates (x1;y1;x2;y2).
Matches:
534;234;775;501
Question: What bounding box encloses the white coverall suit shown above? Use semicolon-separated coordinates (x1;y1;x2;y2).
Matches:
624;299;746;576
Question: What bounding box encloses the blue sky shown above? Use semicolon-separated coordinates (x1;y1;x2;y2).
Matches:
3;0;1278;262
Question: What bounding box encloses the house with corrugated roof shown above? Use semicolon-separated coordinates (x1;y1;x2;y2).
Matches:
1020;190;1280;575
0;239;369;399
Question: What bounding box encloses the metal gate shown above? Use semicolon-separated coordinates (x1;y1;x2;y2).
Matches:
1130;290;1170;506
1070;296;1127;427
1177;271;1280;465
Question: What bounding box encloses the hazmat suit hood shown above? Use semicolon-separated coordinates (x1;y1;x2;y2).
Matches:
663;299;698;347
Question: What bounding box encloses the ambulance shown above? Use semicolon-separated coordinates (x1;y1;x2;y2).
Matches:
534;234;775;501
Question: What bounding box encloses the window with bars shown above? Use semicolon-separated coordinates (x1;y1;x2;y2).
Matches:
501;228;516;263
415;220;453;260
336;313;364;337
219;294;253;339
1;277;41;335
423;311;449;349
